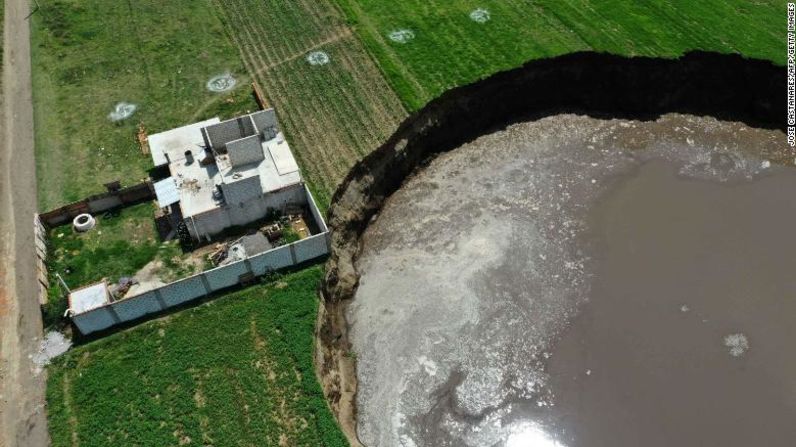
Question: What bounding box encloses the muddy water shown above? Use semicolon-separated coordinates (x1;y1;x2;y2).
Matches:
547;160;796;446
347;114;790;446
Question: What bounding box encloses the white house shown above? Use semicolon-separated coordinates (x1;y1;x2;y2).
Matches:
148;110;308;241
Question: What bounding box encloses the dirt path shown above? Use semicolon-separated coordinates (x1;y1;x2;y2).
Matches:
0;0;49;446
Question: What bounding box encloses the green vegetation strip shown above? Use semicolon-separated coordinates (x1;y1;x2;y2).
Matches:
30;0;258;209
47;266;347;447
336;0;784;110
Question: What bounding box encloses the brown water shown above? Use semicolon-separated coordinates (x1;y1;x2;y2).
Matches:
347;114;792;446
546;159;796;446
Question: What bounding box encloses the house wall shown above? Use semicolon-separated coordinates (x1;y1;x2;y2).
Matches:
306;184;328;233
205;116;256;151
186;183;306;241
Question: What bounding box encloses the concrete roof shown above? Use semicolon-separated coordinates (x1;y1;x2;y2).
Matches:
69;281;110;314
151;111;302;218
217;133;300;188
174;129;301;217
268;138;299;175
148;117;220;167
170;156;221;217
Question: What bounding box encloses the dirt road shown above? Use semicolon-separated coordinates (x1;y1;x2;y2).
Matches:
0;0;49;446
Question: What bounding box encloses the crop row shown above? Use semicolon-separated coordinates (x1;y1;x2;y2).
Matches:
216;0;408;210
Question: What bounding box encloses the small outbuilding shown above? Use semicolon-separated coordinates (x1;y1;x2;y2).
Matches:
68;281;111;316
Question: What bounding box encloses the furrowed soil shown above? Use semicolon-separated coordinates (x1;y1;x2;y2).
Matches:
215;0;407;210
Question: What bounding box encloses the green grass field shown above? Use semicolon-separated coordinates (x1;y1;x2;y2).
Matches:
47;266;348;447
215;0;407;209
336;0;784;110
30;0;258;210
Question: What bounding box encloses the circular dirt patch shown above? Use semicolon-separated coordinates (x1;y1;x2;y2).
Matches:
206;73;237;92
107;102;137;122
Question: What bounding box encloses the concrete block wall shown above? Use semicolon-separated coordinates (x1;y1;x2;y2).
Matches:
251;109;278;134
72;184;332;335
72;306;117;335
111;291;162;321
159;275;207;307
227;135;264;167
249;245;293;275
188;183;306;240
204;261;249;291
205;116;256;151
221;175;263;206
39;181;155;227
87;195;123;213
294;234;328;263
72;232;330;335
306;184;328;232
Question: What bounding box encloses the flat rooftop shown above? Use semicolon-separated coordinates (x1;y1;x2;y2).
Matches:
149;117;221;167
69;281;110;315
149;113;302;218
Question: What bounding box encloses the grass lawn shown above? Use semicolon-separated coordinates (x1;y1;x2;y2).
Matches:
47;265;347;447
30;0;258;210
336;0;785;110
43;202;197;327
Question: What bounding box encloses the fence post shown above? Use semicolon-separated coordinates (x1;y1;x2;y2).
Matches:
289;243;298;265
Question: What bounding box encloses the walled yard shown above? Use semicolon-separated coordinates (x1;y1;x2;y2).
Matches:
46;266;348;447
336;0;783;110
44;202;179;326
30;0;258;210
44;200;319;329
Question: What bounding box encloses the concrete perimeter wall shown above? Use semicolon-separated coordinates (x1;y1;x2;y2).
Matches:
73;173;330;335
39;181;155;227
72;229;331;335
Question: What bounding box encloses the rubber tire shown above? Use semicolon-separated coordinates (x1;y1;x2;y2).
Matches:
73;213;96;232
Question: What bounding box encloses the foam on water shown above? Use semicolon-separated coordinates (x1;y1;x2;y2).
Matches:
724;333;749;357
349;114;783;446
